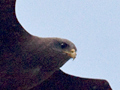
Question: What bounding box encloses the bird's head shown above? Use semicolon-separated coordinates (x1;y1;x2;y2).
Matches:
50;38;77;59
37;37;77;71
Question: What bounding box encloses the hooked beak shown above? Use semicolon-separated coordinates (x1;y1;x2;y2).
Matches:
64;49;77;60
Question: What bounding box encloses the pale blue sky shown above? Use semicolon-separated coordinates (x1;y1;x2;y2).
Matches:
16;0;120;90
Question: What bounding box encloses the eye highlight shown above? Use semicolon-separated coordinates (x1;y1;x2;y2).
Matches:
60;42;68;49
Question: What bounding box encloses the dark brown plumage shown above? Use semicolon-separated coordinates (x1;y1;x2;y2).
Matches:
31;70;112;90
0;0;76;89
0;0;112;90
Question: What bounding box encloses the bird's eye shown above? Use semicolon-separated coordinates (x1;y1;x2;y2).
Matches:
60;42;68;49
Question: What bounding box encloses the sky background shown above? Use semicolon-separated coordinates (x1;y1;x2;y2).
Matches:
16;0;120;90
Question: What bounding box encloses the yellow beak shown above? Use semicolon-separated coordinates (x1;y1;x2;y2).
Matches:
64;49;77;60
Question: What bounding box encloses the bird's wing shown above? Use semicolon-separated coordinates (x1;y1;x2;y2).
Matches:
0;0;30;40
31;69;112;90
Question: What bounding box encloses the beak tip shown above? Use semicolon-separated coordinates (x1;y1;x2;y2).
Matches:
70;49;77;60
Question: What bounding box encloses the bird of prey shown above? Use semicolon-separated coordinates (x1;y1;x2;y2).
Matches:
0;0;112;90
